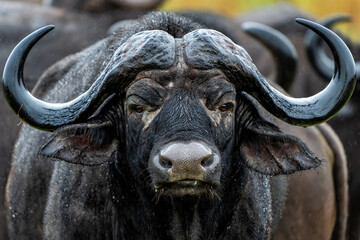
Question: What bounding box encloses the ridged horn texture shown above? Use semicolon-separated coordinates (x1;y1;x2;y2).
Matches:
241;21;298;92
2;26;175;131
184;19;356;126
305;14;360;81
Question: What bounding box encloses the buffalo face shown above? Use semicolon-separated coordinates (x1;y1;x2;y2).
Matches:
34;28;328;203
39;60;320;204
125;66;236;197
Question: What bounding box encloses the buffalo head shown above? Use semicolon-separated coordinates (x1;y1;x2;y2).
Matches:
2;16;356;238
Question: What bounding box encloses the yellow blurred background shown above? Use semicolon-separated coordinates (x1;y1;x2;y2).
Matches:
160;0;360;42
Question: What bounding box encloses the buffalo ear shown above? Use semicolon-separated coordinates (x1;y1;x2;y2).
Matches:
39;122;119;166
239;121;321;175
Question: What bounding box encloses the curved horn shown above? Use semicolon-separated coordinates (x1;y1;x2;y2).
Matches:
242;21;298;92
2;26;117;131
248;18;356;126
304;14;360;80
3;26;176;131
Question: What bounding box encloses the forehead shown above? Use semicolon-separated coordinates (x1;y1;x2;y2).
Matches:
131;66;230;89
120;29;246;92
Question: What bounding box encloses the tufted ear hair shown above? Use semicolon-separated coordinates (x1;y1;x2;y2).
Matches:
39;94;125;166
239;120;321;175
236;96;321;175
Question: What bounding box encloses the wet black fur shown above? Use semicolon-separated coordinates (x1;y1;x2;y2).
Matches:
108;87;239;239
15;12;319;240
66;86;311;239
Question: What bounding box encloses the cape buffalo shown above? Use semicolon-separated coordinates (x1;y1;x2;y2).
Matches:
3;12;356;239
0;5;298;239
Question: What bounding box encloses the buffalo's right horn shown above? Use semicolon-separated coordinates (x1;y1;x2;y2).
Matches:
3;26;175;131
2;26;175;131
2;26;117;131
242;21;298;92
305;14;360;81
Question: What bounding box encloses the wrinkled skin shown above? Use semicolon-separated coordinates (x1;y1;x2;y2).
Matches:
5;12;347;240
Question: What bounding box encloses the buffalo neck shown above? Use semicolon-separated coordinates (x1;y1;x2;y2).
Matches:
108;153;273;239
170;196;201;240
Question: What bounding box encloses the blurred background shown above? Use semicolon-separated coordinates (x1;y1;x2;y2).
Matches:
160;0;360;42
5;0;360;41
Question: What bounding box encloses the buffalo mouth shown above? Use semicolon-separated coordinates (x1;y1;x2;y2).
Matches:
154;180;218;198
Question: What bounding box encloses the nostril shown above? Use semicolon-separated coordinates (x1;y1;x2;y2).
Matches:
201;156;214;168
159;157;172;169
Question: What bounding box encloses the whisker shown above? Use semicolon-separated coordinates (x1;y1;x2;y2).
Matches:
152;188;165;204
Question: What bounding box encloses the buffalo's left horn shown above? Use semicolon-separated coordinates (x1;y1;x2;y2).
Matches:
242;21;298;92
249;18;356;126
304;14;360;81
2;26;117;131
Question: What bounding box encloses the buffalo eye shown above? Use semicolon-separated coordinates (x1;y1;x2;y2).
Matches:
130;105;145;113
218;103;233;112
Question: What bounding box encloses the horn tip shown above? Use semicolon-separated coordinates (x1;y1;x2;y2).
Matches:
295;18;311;25
36;25;55;36
43;25;55;32
241;21;257;32
327;14;352;22
242;21;271;36
295;18;322;31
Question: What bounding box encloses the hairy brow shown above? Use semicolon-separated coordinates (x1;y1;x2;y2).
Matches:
196;78;236;108
127;78;167;107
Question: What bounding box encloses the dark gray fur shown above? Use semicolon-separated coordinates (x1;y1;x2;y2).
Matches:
4;11;343;240
0;2;161;238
